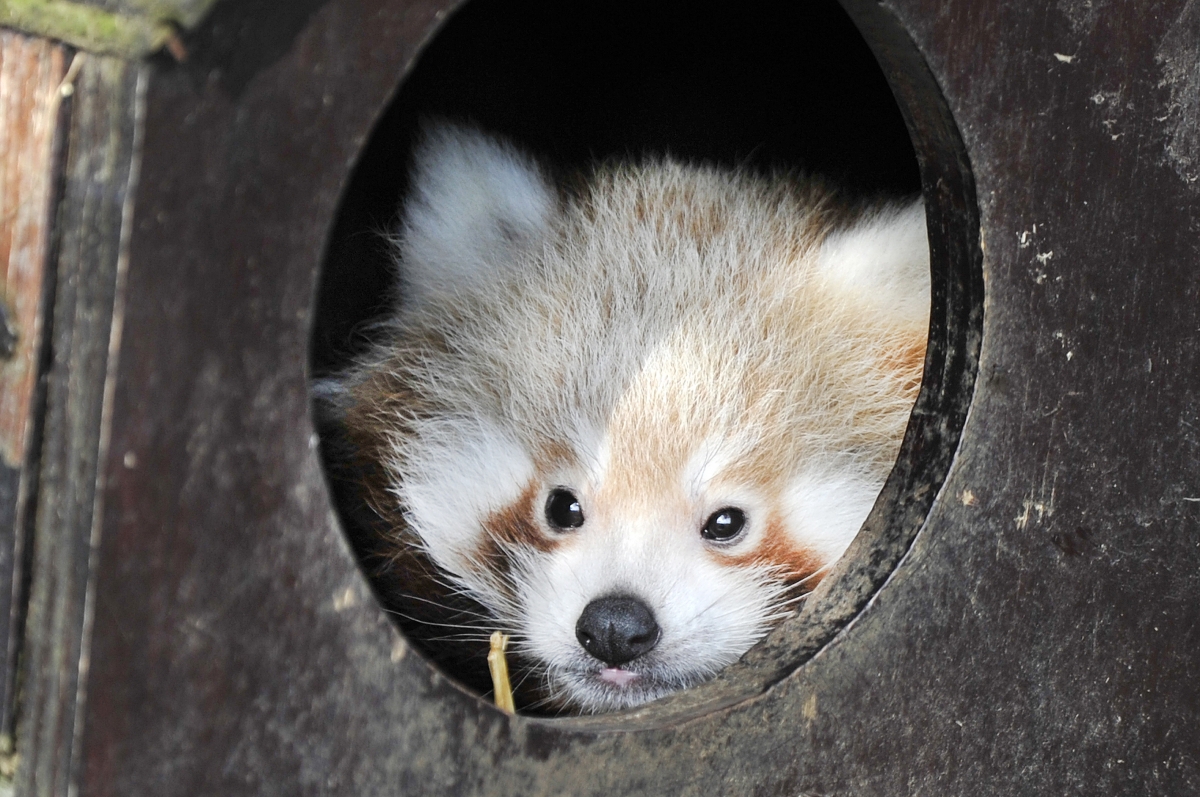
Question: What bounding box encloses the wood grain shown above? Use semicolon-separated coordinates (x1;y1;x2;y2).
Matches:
0;33;64;473
14;53;142;797
0;29;65;743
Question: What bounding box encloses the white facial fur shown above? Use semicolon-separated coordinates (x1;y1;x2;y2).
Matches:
331;124;930;713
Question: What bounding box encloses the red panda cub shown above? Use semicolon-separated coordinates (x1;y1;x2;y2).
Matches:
321;124;929;714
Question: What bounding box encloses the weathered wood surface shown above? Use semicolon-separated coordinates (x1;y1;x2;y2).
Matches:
14;54;143;797
13;0;1199;794
0;30;65;743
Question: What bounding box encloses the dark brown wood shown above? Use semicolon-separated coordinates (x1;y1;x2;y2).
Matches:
0;30;66;746
15;54;144;797
12;0;1199;794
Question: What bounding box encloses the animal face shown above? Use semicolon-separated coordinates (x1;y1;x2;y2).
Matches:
324;125;929;713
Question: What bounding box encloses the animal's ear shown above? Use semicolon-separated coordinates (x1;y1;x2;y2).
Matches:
816;199;931;326
396;123;558;307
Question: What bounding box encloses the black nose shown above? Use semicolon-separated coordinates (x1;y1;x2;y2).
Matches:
575;595;660;666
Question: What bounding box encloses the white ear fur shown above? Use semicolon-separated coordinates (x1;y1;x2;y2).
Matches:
817;199;930;325
397;124;557;307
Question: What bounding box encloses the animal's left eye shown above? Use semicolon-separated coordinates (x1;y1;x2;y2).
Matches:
701;507;746;541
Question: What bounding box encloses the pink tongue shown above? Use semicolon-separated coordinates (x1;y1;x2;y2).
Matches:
599;668;639;687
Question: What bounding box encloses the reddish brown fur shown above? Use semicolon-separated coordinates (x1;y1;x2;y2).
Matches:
882;334;929;396
341;372;420;530
466;483;564;590
482;483;554;553
719;512;827;590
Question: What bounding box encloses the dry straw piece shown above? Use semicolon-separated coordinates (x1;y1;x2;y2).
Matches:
487;631;515;714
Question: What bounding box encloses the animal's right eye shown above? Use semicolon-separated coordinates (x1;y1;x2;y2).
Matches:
545;489;585;530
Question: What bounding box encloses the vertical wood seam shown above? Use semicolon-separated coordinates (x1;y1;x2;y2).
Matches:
65;61;144;797
15;53;142;797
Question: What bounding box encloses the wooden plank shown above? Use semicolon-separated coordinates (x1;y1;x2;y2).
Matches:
14;53;143;797
0;29;66;747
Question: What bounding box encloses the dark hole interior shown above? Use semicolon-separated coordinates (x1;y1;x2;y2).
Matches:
312;0;921;705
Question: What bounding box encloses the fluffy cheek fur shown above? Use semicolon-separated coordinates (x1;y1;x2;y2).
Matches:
393;423;537;611
782;467;888;564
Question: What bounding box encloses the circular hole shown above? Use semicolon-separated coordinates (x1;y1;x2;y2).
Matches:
311;0;979;719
